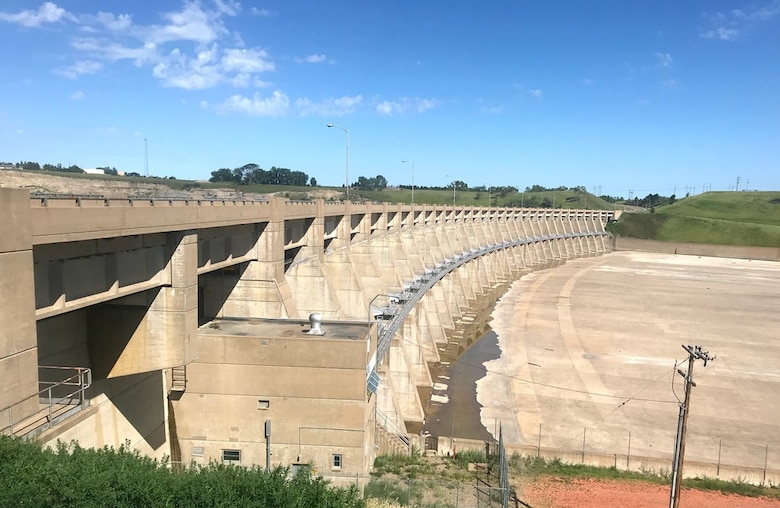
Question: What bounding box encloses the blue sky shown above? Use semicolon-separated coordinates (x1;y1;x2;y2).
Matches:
1;1;778;197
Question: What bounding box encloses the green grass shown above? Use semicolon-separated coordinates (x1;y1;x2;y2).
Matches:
511;454;780;499
610;191;780;247
368;452;780;501
658;191;780;227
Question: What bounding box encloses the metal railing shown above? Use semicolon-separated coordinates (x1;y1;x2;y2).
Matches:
0;366;92;438
375;230;606;362
375;407;411;450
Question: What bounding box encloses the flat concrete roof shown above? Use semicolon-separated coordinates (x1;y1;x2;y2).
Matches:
477;251;780;470
199;317;369;340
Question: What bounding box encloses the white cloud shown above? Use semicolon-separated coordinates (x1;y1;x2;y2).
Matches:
700;1;780;41
72;38;157;65
145;2;226;45
250;7;273;17
70;90;85;100
218;91;290;116
296;95;362;116
62;3;275;90
654;52;673;67
153;46;224;90
528;88;543;98
95;11;132;31
416;98;438;112
213;0;240;16
222;48;274;73
700;27;739;40
54;60;103;79
295;54;327;64
0;2;75;27
582;78;593;85
374;97;439;115
376;101;393;115
661;78;678;87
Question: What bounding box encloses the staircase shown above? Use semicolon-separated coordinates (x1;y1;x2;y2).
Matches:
170;366;187;393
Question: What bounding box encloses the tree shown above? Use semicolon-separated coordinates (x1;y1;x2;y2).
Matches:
309;177;318;187
354;174;388;191
209;168;235;183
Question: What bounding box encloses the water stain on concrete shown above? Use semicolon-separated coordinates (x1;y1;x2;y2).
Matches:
423;329;502;442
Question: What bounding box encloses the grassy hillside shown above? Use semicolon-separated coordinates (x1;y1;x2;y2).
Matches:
4;170;615;209
349;188;614;209
609;191;780;247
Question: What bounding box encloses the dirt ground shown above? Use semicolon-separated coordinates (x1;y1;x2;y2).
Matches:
523;477;780;508
0;169;344;200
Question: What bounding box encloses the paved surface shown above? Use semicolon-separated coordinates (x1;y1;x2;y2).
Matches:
477;251;780;469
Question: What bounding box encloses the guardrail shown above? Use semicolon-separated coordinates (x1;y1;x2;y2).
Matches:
0;366;92;438
375;231;607;362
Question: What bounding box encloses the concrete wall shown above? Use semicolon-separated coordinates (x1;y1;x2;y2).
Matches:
2;192;613;469
174;329;376;476
37;370;170;459
614;237;780;261
0;189;39;433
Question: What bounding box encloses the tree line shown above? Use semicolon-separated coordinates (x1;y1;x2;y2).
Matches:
3;161;85;174
209;163;313;186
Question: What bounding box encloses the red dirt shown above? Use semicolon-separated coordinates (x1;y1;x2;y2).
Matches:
523;477;780;508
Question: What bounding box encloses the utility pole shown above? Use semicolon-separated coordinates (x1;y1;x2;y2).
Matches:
736;176;740;191
669;345;715;508
144;138;149;177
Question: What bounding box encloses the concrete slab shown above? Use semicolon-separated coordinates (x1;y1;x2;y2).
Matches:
478;251;780;470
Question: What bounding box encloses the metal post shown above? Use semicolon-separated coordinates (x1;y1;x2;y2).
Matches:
326;124;349;200
764;445;769;485
537;423;541;457
717;440;722;476
627;431;631;469
582;427;586;463
47;387;53;428
265;419;272;472
669;345;714;508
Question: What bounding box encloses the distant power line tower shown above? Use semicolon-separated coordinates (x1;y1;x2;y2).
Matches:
669;345;715;508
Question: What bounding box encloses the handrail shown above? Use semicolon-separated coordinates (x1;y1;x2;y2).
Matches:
0;366;92;438
375;231;607;362
375;407;410;449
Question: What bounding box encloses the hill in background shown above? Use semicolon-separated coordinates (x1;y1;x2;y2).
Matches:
608;191;780;247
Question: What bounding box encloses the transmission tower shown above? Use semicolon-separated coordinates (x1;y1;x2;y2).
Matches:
669;344;715;508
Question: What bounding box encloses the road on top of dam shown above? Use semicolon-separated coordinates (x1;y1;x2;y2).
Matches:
456;251;780;471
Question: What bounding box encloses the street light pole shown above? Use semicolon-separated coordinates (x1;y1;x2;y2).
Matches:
326;124;349;201
402;160;415;207
446;174;456;206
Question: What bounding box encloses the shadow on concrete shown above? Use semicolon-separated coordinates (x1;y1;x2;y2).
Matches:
89;371;167;450
86;291;155;380
199;266;241;325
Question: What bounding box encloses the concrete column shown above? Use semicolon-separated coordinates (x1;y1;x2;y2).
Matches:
90;231;199;378
0;189;39;430
221;198;297;319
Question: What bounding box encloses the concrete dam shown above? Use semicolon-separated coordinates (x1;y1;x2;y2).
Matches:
0;187;614;478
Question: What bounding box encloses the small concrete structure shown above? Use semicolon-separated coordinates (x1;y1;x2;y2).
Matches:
174;317;377;477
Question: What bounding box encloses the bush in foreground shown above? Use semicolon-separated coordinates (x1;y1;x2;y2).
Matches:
0;436;363;508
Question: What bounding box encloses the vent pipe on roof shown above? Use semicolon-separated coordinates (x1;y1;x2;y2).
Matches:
307;313;325;335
